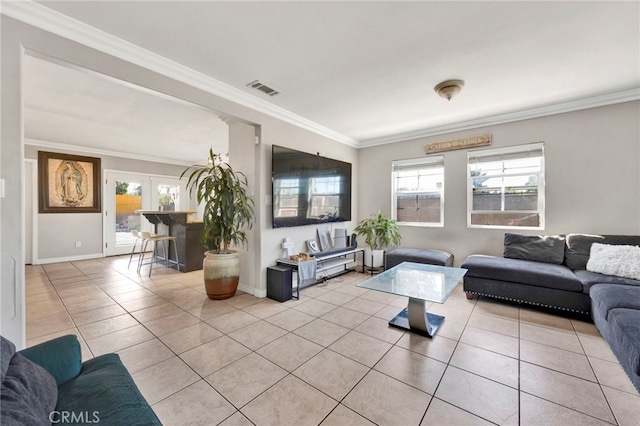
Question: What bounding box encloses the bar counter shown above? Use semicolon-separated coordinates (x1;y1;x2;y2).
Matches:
136;210;205;272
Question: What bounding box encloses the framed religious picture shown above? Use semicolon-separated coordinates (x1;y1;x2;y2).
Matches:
38;151;102;213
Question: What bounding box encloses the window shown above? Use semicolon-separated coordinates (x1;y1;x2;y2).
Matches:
467;143;544;228
392;156;444;226
308;176;343;220
157;184;180;211
273;178;301;218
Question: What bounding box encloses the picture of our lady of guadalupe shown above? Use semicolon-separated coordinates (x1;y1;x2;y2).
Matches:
39;151;100;213
52;160;91;208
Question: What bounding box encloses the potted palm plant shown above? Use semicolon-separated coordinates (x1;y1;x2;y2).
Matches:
181;149;254;299
354;211;402;268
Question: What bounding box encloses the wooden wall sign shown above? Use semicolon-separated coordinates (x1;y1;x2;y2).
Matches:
425;134;491;154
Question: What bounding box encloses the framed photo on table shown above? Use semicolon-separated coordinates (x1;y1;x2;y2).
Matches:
317;226;333;251
38;151;102;213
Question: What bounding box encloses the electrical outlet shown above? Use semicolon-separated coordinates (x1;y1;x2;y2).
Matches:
75;241;82;248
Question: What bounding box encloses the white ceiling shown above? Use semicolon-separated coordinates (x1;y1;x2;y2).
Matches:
23;55;229;165
15;1;640;162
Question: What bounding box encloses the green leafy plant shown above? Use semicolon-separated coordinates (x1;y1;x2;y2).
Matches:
353;211;402;250
115;181;129;195
181;149;255;253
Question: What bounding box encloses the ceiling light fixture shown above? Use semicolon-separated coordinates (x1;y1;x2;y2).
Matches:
434;79;464;101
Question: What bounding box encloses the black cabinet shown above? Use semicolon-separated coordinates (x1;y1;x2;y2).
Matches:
267;265;293;302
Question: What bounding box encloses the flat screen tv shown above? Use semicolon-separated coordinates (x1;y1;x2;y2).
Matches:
272;145;352;228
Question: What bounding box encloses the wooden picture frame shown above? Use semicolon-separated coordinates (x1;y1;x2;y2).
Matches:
38;151;101;213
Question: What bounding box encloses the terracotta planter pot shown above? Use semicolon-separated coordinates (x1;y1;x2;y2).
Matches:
203;250;240;300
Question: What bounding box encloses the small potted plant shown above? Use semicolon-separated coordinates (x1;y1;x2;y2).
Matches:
353;211;402;268
181;149;254;299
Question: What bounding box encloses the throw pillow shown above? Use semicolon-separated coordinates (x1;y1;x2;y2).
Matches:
503;233;566;264
586;243;640;281
564;233;606;270
1;336;58;426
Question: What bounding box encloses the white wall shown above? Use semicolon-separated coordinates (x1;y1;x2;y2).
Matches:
358;101;640;266
228;121;260;295
1;17;26;346
24;143;187;263
258;131;358;291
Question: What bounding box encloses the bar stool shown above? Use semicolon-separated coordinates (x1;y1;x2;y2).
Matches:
136;231;180;276
127;230;145;269
127;229;162;269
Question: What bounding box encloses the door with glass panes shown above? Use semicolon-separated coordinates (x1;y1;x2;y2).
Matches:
104;171;185;256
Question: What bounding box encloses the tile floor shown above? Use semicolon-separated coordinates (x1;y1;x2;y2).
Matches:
25;256;640;425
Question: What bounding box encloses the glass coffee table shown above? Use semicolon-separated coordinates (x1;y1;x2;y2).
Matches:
357;262;467;337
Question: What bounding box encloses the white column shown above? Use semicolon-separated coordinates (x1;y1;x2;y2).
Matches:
228;121;262;296
1;18;26;347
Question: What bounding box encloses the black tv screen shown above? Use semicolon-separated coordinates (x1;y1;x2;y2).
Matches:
272;145;352;228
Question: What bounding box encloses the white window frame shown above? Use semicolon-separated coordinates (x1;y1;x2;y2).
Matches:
273;177;301;218
307;175;343;219
391;155;445;227
467;142;545;230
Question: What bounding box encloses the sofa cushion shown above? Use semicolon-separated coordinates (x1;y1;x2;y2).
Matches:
590;284;640;318
0;336;11;384
587;243;640;281
607;308;640;376
386;248;453;269
19;334;82;386
1;336;58;426
57;353;161;426
503;233;565;264
565;234;640;270
564;233;605;270
461;255;583;292
577;270;640;293
464;275;591;314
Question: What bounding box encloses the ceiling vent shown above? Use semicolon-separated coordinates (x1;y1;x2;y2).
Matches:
247;80;280;97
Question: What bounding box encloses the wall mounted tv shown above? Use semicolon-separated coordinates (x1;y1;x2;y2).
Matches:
272;145;352;228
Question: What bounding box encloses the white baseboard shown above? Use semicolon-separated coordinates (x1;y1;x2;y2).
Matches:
33;257;269;299
34;253;104;265
238;282;266;298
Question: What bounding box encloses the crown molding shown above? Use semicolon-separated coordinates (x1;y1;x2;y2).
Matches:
2;0;360;148
25;138;194;167
359;89;640;148
4;2;638;151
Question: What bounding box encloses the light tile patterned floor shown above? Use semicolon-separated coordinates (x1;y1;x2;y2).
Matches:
25;256;640;425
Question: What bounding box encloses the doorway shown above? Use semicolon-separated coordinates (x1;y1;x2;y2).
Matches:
104;170;186;256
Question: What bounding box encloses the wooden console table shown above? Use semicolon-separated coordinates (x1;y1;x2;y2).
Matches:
137;210;205;272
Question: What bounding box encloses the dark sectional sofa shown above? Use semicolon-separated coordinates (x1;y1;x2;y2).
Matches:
590;284;640;392
461;233;640;392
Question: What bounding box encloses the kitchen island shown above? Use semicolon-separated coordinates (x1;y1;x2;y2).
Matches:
137;210;205;272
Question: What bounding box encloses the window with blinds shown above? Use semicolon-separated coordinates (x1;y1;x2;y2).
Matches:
392;156;444;226
467;142;544;228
